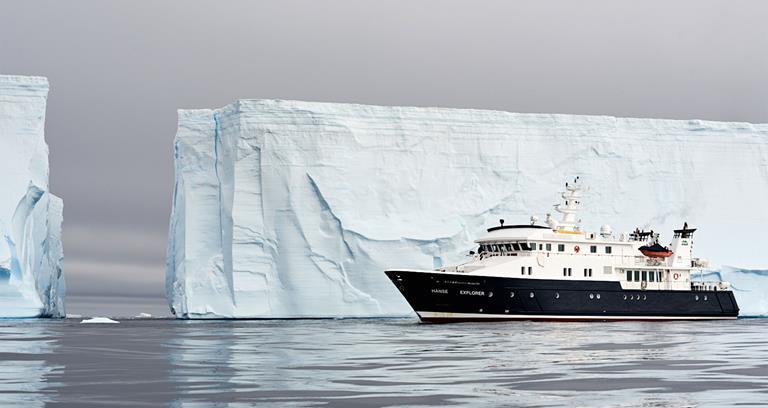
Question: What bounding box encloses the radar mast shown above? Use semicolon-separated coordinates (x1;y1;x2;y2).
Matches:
554;176;583;232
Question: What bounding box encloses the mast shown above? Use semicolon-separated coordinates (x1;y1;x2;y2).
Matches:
551;176;583;232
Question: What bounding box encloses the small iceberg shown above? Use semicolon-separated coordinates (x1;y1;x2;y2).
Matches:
81;317;119;324
134;313;152;318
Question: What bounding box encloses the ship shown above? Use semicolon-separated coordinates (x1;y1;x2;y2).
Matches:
385;177;739;322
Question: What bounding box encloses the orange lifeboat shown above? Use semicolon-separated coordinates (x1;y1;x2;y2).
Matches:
639;243;673;258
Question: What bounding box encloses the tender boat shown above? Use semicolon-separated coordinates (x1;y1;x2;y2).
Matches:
385;177;739;322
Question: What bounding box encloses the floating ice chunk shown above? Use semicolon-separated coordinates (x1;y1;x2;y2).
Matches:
134;313;152;318
81;317;119;324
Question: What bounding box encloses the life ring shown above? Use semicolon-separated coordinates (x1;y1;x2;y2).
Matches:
673;273;680;280
574;245;580;253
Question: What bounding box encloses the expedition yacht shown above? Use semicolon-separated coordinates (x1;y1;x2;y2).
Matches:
385;178;739;322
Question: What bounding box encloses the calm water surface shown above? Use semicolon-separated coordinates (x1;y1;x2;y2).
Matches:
0;318;767;407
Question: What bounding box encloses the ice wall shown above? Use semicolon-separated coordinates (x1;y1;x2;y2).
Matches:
167;99;768;318
0;75;65;318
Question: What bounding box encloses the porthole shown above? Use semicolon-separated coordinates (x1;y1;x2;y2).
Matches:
596;294;601;300
623;295;627;300
555;292;560;299
530;292;535;298
510;292;515;298
636;295;640;301
488;291;494;298
630;295;634;300
589;293;594;300
695;295;699;301
642;295;646;301
704;295;708;301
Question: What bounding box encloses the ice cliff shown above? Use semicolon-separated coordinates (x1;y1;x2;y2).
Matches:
167;99;768;318
0;75;64;318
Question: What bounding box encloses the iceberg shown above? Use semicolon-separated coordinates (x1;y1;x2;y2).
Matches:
0;75;64;318
166;99;768;318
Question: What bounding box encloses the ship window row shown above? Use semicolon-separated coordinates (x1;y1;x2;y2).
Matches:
626;270;663;282
562;267;572;276
479;243;613;255
478;243;536;254
584;268;593;277
520;266;533;275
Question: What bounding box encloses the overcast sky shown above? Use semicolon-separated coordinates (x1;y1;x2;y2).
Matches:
1;1;766;316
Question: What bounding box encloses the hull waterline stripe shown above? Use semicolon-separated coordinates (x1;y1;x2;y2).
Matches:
416;311;737;320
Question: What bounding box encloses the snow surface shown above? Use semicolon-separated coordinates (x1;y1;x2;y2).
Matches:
0;75;64;318
166;99;768;318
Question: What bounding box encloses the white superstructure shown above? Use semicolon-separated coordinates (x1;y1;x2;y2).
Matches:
439;178;728;293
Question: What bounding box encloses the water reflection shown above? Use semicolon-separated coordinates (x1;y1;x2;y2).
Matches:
0;319;766;406
165;319;768;407
0;320;60;407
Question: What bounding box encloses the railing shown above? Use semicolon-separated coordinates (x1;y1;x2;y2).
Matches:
691;281;730;291
633;256;664;266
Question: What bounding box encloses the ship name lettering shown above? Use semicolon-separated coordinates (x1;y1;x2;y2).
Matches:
431;288;448;294
460;290;485;296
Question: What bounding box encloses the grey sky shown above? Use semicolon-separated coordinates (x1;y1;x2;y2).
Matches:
1;0;766;316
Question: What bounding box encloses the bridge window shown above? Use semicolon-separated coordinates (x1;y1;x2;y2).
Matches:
590;245;597;253
558;244;565;252
634;270;640;281
641;271;647;281
658;271;663;281
626;270;632;281
546;243;552;251
512;243;521;251
605;246;613;254
649;272;655;282
539;244;543;250
521;242;534;251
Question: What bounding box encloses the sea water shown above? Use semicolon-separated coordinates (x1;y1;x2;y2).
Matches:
1;318;766;407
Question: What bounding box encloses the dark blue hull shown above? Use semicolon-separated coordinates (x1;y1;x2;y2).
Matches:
385;270;740;322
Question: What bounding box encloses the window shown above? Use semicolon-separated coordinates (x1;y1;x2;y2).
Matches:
558;244;565;252
658;271;663;281
588;268;593;277
627;270;632;281
590;245;597;253
568;268;572;276
563;268;568;277
649;272;655;282
539;244;543;250
521;266;525;275
584;268;588;277
605;246;612;254
528;266;533;275
546;243;552;251
512;243;521;251
520;242;530;251
641;271;647;281
634;270;640;281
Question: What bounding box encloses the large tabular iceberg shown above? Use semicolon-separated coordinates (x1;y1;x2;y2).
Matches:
0;75;64;318
166;99;768;318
